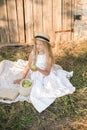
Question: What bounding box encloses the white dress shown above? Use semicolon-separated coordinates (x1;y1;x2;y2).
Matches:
0;54;75;113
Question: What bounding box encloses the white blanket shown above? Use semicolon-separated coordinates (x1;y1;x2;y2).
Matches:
0;59;30;103
0;57;75;113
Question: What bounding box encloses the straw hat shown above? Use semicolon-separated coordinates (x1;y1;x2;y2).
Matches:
34;32;50;43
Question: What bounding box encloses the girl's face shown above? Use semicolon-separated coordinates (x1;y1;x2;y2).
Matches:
35;39;45;54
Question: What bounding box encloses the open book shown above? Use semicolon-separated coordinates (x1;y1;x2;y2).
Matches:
0;88;19;100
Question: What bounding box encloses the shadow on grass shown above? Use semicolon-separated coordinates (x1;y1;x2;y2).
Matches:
55;51;87;90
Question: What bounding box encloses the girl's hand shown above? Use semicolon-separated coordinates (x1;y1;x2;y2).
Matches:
31;65;38;71
31;67;38;71
13;79;22;84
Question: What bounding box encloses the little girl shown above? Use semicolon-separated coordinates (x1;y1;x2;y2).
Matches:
0;32;75;113
14;32;75;112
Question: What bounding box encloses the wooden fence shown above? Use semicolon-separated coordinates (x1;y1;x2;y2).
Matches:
0;0;75;45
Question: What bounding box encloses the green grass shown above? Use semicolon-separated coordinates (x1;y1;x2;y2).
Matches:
0;42;87;130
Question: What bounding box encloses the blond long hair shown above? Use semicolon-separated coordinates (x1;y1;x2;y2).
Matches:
32;40;54;66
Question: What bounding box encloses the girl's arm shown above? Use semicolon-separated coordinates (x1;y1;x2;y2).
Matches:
13;53;32;84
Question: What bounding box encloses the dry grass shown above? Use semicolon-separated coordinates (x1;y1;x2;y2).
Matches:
54;39;87;58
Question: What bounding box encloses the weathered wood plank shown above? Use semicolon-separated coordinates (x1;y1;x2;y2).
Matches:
43;0;53;35
24;0;33;44
16;0;25;44
7;0;19;43
71;0;75;40
53;0;62;43
0;0;9;44
33;0;43;36
65;0;72;41
62;0;69;41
